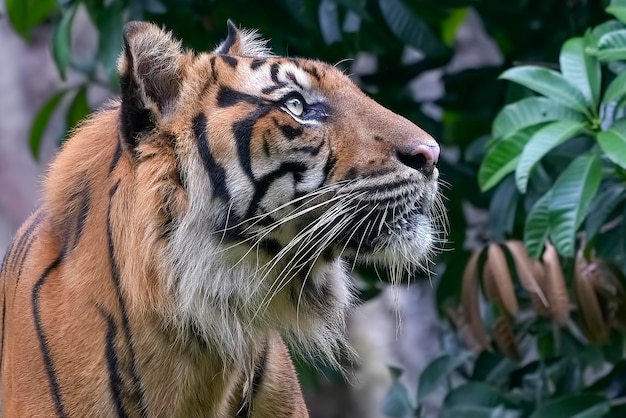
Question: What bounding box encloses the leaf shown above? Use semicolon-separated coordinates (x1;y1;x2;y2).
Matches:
96;3;124;85
560;37;601;109
597;121;626;169
584;185;626;240
597;29;626;62
479;129;537;192
441;405;521;418
382;367;415;418
492;97;585;139
417;353;470;402
52;4;78;80
66;87;90;132
6;0;56;39
378;0;447;56
549;153;602;257
441;8;469;46
443;382;503;408
489;177;518;241
29;91;66;160
499;66;591;117
607;0;626;23
585;20;625;54
528;393;610;418
515;120;586;193
524;191;552;259
602;71;626;107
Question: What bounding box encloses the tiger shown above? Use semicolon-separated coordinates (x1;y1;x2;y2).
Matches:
0;20;442;417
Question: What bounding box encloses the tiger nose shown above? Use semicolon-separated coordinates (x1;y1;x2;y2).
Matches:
396;143;440;177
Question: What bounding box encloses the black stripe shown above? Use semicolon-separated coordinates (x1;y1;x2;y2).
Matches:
0;240;15;278
10;211;44;272
303;66;321;82
72;186;90;250
107;182;148;418
220;55;238;69
277;123;303;141
193;113;232;203
292;143;323;156
270;63;280;83
261;83;287;95
99;308;129;418
286;71;304;90
0;295;6;371
250;58;266;70
322;151;337;181
210;56;218;82
217;87;265;108
233;107;273;180
246;162;307;218
32;246;68;418
109;139;123;175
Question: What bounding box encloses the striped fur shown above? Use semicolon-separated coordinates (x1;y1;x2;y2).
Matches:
0;21;443;417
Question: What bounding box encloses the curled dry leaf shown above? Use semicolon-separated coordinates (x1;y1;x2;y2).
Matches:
493;316;521;361
574;252;608;344
505;240;548;308
541;242;570;325
461;250;491;351
529;261;551;317
443;305;483;351
486;243;519;316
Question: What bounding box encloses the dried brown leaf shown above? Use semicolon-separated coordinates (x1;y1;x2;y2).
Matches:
506;240;548;306
487;243;518;316
461;250;491;351
541;242;570;325
493;317;521;361
574;251;608;344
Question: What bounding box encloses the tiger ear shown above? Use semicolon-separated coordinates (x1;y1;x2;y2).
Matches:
118;21;184;148
213;20;272;57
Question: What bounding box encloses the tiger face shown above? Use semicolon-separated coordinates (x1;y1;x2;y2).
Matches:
119;21;443;359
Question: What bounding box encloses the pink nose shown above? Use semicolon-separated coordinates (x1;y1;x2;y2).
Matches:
396;143;440;177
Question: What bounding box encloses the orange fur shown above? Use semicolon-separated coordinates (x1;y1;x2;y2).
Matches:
0;21;441;417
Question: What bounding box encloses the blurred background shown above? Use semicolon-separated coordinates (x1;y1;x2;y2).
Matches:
2;0;626;417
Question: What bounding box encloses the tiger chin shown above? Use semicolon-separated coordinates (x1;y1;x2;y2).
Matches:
0;20;442;418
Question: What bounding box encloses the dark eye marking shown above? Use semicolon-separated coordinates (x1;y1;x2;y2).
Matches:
217;86;265;107
220;55;238;68
261;83;287;95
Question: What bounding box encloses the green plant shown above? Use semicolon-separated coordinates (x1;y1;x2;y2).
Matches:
382;2;626;417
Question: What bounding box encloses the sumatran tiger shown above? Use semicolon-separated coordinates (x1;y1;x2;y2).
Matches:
0;20;442;417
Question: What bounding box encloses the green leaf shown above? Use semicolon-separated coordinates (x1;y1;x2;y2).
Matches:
528;393;610;418
515;120;586;193
443;382;503;408
441;8;468;46
525;190;552;259
378;0;447;56
417;353;469;402
52;4;78;80
492;97;585;139
549;153;602;257
441;405;521;418
66;87;90;132
585;20;624;56
597;121;626;169
489;176;518;241
560;37;601;109
382;367;415;418
96;3;124;85
479;129;538;192
584;185;626;240
29;91;66;160
6;0;56;39
597;29;626;61
607;0;626;23
602;71;626;107
499;66;591;117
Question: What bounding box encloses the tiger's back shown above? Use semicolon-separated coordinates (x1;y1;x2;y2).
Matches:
1;21;442;417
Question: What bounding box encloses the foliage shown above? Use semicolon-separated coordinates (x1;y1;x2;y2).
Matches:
6;0;626;417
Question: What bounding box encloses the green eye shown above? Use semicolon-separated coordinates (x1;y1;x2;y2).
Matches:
285;98;304;116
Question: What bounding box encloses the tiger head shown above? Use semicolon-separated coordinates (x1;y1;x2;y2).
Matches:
117;21;443;360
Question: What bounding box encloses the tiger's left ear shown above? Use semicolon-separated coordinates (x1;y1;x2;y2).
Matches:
213;20;272;57
118;21;185;149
